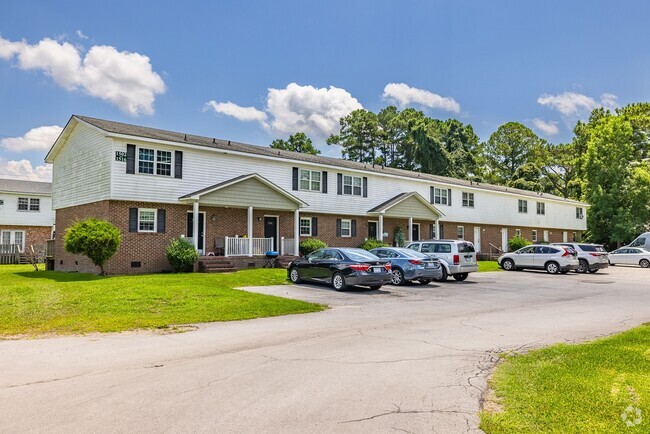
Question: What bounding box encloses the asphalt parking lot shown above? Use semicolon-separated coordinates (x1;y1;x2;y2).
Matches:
1;266;649;433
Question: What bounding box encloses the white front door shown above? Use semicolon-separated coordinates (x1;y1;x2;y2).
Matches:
501;228;508;252
1;230;25;252
473;227;481;252
563;231;568;242
543;230;549;243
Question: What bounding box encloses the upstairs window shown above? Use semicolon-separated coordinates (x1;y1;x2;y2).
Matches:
18;197;40;212
156;150;172;176
434;188;449;205
462;192;474;208
139;148;172;176
299;169;321;192
138;148;155;174
536;202;545;215
343;175;362;196
576;207;584;219
518;199;528;213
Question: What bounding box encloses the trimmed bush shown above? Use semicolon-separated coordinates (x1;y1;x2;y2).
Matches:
166;237;199;272
64;218;121;276
358;238;389;250
299;238;327;256
508;235;532;252
393;226;407;247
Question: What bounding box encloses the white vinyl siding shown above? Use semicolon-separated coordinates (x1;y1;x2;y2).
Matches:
0;192;54;227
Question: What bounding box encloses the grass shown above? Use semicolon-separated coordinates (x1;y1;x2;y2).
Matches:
480;324;650;433
479;260;502;272
0;265;324;337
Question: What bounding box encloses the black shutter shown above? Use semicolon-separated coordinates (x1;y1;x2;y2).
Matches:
292;167;299;191
157;209;166;233
337;173;343;195
126;144;136;174
440;224;444;239
430;186;435;204
351;220;357;237
312;217;318;236
336;219;342;237
174;151;183;179
322;171;328;193
363;177;368;197
448;189;452;206
430;224;435;239
129;208;138;232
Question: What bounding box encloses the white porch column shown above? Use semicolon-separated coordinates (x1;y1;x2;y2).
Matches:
192;200;200;251
408;217;413;243
247;206;253;257
435;219;440;240
378;214;384;241
294;209;300;256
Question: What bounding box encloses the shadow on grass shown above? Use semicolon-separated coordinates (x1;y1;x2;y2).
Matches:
15;271;105;282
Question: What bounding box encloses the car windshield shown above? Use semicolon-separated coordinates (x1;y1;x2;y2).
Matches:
342;249;380;262
457;242;475;253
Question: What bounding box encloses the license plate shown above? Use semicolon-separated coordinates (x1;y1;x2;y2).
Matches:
373;267;383;273
465;257;474;263
426;262;435;268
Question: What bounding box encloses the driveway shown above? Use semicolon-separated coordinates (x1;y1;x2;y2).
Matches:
1;267;649;433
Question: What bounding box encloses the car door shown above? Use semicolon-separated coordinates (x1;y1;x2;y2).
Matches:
534;246;557;268
626;248;642;265
515;246;536;267
301;250;326;279
312;249;343;280
609;249;624;265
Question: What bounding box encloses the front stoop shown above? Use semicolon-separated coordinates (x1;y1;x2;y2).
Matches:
198;257;236;273
198;255;299;272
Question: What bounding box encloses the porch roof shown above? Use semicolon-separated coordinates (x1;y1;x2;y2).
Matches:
179;173;308;210
367;192;444;219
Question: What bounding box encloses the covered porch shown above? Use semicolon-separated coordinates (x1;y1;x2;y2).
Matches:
179;174;308;257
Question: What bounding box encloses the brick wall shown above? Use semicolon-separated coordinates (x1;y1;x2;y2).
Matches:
0;224;52;250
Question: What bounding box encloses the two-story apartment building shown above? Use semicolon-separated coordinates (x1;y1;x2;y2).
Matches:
45;115;588;274
0;179;55;255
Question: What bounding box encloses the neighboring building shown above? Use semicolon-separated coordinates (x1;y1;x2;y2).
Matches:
0;179;54;256
45;115;588;274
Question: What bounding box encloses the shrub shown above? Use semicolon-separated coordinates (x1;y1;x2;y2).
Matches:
299;238;327;255
358;238;389;250
393;226;407;247
64;218;121;276
508;235;532;252
166;237;199;272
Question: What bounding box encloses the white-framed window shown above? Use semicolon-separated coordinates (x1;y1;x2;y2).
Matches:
434;188;449;205
462;192;474;208
576;207;584;219
138;209;156;232
1;230;25;251
536;202;545;215
343;175;362;196
532;230;538;242
515;229;522;237
518;199;528;213
299;217;312;236
340;219;351;237
457;226;464;240
139;148;172;176
299;169;321;192
17;197;40;212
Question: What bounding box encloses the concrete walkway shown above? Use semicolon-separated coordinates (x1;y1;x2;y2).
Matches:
1;266;648;433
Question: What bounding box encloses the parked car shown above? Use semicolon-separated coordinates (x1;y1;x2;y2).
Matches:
369;247;442;285
498;244;579;274
608;247;650;268
551;242;609;273
627;232;650;251
406;239;478;281
287;248;392;291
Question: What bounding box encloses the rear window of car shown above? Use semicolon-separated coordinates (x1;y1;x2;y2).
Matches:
398;249;428;258
457;242;475;253
578;244;597;252
344;249;380;261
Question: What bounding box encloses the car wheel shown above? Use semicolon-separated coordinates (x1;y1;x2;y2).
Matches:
418;279;432;285
289;267;302;284
391;268;405;285
640;259;650;268
576;259;589;273
501;259;515;271
545;261;559;274
332;272;347;291
434;267;448;282
453;273;469;281
588;269;599;273
369;285;382;290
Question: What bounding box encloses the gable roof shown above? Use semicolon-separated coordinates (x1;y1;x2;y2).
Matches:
0;178;52;195
368;192;445;218
54;115;585;206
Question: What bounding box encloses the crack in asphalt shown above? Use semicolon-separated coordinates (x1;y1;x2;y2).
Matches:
339;402;473;425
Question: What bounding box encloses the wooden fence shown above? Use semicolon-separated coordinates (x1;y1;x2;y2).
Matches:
0;244;20;265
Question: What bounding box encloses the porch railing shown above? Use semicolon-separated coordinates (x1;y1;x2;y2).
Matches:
224;237;273;257
0;244;20;265
281;237;297;256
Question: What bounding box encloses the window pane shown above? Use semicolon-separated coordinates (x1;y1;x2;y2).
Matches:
311;171;320;182
18;198;28;210
300;218;311;235
353;186;361;196
139;210;155;231
29;198;40;211
14;232;23;247
139;148;154;174
1;232;10;244
353;177;361;187
341;220;351;236
300;170;310;181
156;151;172;176
343;185;352;195
300;179;310;190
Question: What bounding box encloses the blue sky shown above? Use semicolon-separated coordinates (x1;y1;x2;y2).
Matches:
1;0;649;181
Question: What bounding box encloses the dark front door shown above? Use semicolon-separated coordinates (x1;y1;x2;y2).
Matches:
368;221;378;239
187;213;205;251
412;224;420;242
264;216;278;251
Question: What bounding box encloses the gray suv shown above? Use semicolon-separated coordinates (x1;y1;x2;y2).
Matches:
407;240;478;281
551;243;609;273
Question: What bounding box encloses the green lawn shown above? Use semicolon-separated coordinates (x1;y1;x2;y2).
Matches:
481;324;650;433
479;261;502;272
0;265;324;337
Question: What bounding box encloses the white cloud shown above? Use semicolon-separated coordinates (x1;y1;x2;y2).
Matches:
0;159;52;181
76;30;88;40
204;101;268;123
537;91;619;117
0;36;165;115
532;118;559;136
205;83;363;137
382;82;461;113
1;125;63;152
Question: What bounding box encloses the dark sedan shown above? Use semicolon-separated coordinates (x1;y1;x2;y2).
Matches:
370;247;442;285
288;248;392;291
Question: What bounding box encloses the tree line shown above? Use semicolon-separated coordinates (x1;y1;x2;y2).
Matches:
270;104;650;248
